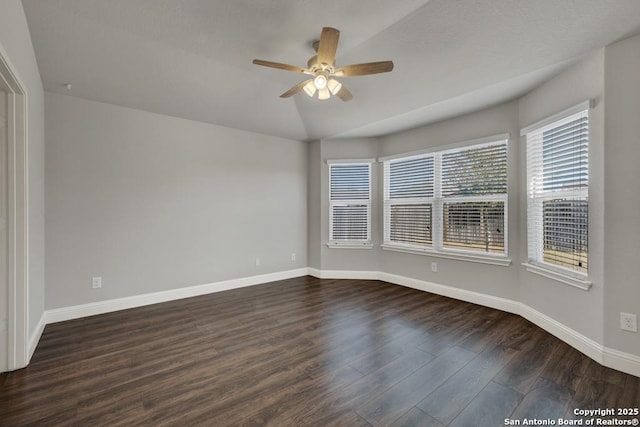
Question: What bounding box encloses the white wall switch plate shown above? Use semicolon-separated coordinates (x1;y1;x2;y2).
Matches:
92;276;102;289
620;312;637;332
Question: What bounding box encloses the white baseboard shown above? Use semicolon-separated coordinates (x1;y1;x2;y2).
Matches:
307;268;378;280
28;313;47;361
518;303;605;365
44;268;310;325
378;272;522;315
603;346;640;378
520;306;640;376
32;266;640;377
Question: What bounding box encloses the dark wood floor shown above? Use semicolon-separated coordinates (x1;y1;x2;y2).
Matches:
1;277;639;426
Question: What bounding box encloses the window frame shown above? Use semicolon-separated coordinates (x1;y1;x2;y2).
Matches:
383;153;435;251
327;159;374;249
521;100;593;290
381;134;510;265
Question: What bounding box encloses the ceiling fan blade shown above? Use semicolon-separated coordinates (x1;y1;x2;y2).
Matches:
334;61;394;77
317;27;340;66
280;79;313;98
335;85;353;102
253;59;310;74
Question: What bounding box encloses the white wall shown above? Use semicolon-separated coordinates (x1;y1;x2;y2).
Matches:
45;93;307;309
604;33;640;357
0;0;46;344
518;50;605;345
307;140;322;270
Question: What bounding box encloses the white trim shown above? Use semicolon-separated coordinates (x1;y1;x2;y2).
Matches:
28;312;46;360
519;303;603;364
378;272;521;314
307;267;322;278
0;45;29;372
307;268;378;280
381;244;512;267
520;99;595;136
522;262;591;291
44;268;309;324
326;242;374;249
378;133;510;162
603;347;640;378
326;158;376;165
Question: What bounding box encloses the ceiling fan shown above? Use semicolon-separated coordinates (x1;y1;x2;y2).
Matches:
253;27;394;102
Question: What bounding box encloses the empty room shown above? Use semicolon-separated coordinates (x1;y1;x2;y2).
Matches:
1;0;640;425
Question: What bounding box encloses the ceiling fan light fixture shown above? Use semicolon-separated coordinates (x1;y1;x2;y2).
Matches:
327;78;342;95
313;74;328;90
303;80;317;97
318;88;330;100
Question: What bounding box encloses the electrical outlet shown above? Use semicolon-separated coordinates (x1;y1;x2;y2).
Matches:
431;262;438;273
92;276;102;289
620;312;637;332
255;257;261;267
291;253;296;262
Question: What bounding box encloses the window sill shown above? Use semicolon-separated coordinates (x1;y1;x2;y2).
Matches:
327;242;374;249
522;262;591;291
381;244;512;267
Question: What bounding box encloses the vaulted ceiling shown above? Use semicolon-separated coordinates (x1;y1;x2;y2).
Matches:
22;0;640;141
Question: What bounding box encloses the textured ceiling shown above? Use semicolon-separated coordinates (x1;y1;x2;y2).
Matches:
22;0;640;141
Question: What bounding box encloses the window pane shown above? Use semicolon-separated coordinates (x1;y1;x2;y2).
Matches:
442;143;507;196
542;116;589;191
526;109;589;274
543;199;588;272
331;204;369;241
389;156;434;199
389;204;432;246
329;163;371;243
330;164;370;200
443;201;504;253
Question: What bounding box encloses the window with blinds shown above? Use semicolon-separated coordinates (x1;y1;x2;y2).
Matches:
441;142;507;253
524;109;589;275
329;162;371;244
384;155;434;247
383;138;508;256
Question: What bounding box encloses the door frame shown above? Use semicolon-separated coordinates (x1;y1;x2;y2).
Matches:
0;46;29;371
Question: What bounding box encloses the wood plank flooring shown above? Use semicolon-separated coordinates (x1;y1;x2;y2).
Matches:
1;276;638;426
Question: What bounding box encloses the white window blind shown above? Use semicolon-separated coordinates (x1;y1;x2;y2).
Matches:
384;155;434;247
525;109;589;275
441;142;507;254
383;138;508;256
329;162;371;243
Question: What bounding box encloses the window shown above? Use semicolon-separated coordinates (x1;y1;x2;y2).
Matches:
383;136;508;259
523;106;589;277
328;161;372;246
384;155;434;247
441;143;507;253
